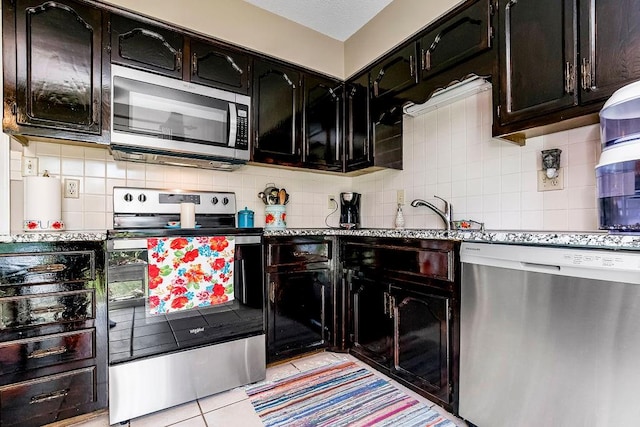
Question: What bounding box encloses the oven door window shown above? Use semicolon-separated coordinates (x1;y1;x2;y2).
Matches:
108;249;147;303
113;76;230;146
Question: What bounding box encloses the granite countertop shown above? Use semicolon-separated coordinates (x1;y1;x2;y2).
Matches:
0;230;107;243
2;228;640;250
263;228;640;250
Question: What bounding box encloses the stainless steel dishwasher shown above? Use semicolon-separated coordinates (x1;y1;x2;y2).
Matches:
459;242;640;427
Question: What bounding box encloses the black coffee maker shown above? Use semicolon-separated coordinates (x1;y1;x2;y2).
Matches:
339;192;361;229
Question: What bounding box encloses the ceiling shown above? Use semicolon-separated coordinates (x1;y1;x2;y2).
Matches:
242;0;394;42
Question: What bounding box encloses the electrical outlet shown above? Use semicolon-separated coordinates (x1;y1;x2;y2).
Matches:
397;189;405;205
21;157;38;176
64;178;80;198
537;169;564;191
328;195;336;209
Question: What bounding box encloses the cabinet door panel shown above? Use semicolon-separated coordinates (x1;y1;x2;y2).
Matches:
579;0;640;103
420;0;492;79
346;73;371;171
371;43;419;99
190;40;249;94
253;61;301;165
499;0;577;124
350;275;391;366
391;287;451;403
304;75;342;171
268;270;328;357
15;0;102;134
111;14;184;79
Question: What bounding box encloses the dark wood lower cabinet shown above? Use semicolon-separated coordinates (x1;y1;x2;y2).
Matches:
390;284;452;404
265;236;335;363
350;273;391;367
0;241;107;427
268;270;330;359
343;237;460;413
266;234;460;409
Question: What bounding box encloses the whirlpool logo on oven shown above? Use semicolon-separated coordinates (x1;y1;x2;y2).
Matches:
189;327;205;335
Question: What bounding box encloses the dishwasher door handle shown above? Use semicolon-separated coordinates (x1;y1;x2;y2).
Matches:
520;262;561;272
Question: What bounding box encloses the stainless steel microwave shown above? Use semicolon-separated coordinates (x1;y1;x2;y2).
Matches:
110;64;250;170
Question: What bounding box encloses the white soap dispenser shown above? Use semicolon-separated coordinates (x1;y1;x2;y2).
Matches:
394;203;405;229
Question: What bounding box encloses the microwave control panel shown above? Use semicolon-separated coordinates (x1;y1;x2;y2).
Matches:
236;107;249;150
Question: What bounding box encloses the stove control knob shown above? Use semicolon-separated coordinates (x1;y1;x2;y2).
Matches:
138;194;147;203
222;197;229;205
211;197;219;205
124;193;133;202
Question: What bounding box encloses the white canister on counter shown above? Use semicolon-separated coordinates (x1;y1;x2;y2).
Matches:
180;202;196;228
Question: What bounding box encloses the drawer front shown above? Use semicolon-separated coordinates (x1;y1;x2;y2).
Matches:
343;243;453;282
0;366;96;427
0;329;95;376
268;240;332;266
0;290;95;330
0;251;95;286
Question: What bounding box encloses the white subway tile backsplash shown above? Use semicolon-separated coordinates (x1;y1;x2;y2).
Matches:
84;147;107;160
61;158;84;176
84;177;106;195
38;156;61;175
61;144;85;158
85;160;106;178
353;90;599;231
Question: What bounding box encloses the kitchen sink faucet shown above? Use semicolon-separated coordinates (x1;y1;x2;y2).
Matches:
410;196;452;231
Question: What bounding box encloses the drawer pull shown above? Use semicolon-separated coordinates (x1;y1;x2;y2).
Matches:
293;251;311;257
27;263;66;274
28;346;67;359
30;305;65;315
30;388;70;404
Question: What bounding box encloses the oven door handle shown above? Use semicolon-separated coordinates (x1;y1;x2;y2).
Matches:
110;239;149;250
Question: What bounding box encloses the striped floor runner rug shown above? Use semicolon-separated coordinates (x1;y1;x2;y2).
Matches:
245;360;456;427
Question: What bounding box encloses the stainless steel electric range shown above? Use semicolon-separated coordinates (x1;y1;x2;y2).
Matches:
106;187;265;424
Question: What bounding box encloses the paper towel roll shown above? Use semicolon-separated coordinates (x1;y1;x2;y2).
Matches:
180;202;196;228
24;176;63;231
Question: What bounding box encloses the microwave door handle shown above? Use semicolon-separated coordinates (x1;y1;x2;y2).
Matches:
228;103;238;148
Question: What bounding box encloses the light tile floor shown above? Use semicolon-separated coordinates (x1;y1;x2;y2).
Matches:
65;352;468;427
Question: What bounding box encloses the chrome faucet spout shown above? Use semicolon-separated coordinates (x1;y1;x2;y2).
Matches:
410;196;452;231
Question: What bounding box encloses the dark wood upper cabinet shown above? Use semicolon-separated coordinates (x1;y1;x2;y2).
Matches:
252;60;302;166
303;74;343;171
498;0;577;126
189;39;250;94
3;0;105;140
371;43;419;99
578;0;640;104
345;72;371;172
419;0;492;80
110;14;184;79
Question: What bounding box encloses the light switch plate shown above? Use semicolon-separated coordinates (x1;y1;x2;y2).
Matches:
21;156;38;176
537;169;564;191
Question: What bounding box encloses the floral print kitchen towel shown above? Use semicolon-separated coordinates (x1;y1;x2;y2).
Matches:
146;236;235;315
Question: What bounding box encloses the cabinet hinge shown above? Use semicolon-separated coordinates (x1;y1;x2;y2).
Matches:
449;382;454;396
11;103;17;116
349;333;355;342
496;104;501;118
489;26;495;39
448;305;452;320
